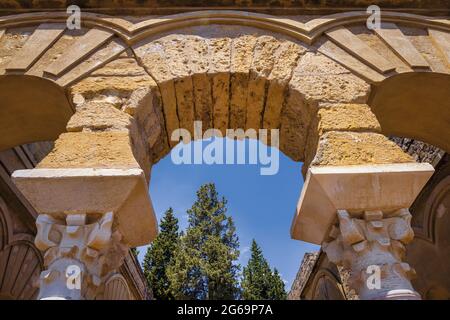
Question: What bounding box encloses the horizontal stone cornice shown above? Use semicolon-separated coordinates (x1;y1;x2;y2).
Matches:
0;10;448;46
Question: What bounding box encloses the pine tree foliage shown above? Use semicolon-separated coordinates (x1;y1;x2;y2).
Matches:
241;239;287;300
167;183;240;300
143;208;180;300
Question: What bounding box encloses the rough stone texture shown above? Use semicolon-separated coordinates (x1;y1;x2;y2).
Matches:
188;36;213;129
26;29;89;77
316;103;381;134
68;54;170;172
290;52;371;104
91;56;147;77
37;132;140;169
288;252;319;300
67;101;133;132
0;27;34;74
312;131;415;167
133;39;180;145
208;37;231;135
230;35;256;129
124;86;170;163
337;265;359;300
350;25;412;73
280;52;371;162
263;41;305;130
70;74;154;100
400;26;450;74
304;103;382;170
3;10;448;302
163;35;196;136
391;137;446;166
245;35;280;130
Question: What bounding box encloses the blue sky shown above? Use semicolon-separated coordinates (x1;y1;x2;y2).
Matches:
137;137;320;292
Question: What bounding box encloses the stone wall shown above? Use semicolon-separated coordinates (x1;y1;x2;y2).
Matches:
287;252;319;300
391;137;445;166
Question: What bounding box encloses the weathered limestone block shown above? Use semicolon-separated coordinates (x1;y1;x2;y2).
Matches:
67;101;133;132
279;86;309;161
37;132;140;170
70;74;154;101
0;27;34;73
263;41;305;130
187;36;213;129
304;103;382;172
162;35;196;136
291;52;371;104
123;86;169;163
27;29;88;77
245;35;279;130
323;209;420;300
69;55;170;171
281;51;363;162
311;131;415;167
132;40;179;145
230;35;256;129
55;38;127;87
294;51;350;75
349;26;412;73
91;56;148;77
208;37;231;135
402;26;450;74
315;104;381;135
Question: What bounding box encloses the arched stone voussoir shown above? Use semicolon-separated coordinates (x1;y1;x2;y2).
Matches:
131;28;316;162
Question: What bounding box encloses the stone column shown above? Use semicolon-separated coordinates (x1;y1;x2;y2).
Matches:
292;102;435;300
11;63;161;299
34;212;127;300
323;209;419;300
13;167;156;300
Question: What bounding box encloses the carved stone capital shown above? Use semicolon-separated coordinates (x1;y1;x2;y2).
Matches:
323;209;420;300
35;212;128;300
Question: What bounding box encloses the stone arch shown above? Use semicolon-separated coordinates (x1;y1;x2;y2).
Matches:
0;11;447;162
0;75;72;151
369;72;450;153
310;269;346;300
3;10;447;300
0;189;43;300
4;10;445;244
0;235;43;300
101;273;132;300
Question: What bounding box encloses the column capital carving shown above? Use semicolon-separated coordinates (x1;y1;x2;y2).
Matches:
323;208;420;300
35;212;128;300
291;163;434;244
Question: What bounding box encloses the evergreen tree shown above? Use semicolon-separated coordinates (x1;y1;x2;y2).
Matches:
167;183;240;300
143;208;180;300
269;268;287;300
241;239;286;300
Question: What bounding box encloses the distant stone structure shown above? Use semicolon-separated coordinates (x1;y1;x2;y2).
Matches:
0;1;449;299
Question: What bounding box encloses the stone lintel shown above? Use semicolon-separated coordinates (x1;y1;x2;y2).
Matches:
12;168;157;247
291;163;434;244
